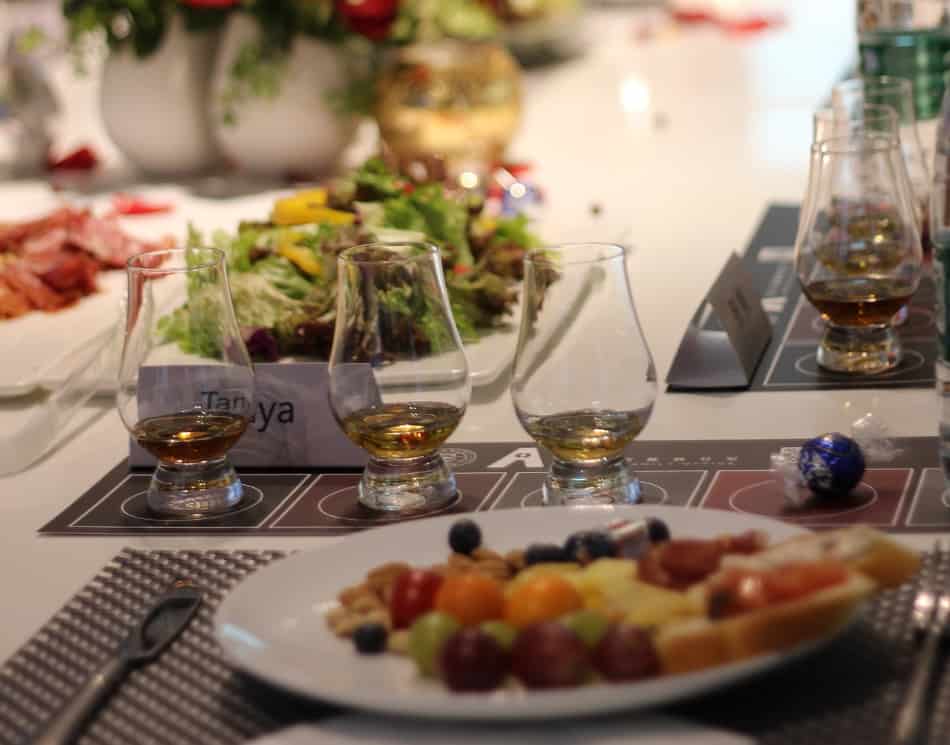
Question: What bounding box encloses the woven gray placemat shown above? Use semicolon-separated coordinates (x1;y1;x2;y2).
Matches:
0;548;947;745
0;549;330;745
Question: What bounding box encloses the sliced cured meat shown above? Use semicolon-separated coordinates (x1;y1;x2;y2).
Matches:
21;227;69;256
67;211;166;268
26;252;100;294
1;263;70;311
0;207;76;252
0;277;31;318
0;202;170;319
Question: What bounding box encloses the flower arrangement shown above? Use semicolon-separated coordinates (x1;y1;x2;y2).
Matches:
63;0;501;58
63;0;502;121
62;0;236;59
220;0;502;122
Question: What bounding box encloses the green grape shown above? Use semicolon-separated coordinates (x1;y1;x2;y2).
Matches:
560;609;610;649
408;611;460;677
479;620;517;650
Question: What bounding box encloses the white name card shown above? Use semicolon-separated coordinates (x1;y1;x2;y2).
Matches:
130;363;371;468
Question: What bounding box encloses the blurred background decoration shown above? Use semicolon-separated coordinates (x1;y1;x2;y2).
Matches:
373;17;522;185
492;0;584;64
1;0;66;177
857;0;950;121
63;0;234;176
48;0;551;180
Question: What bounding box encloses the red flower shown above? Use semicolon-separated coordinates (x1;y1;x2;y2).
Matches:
335;0;399;40
47;146;98;172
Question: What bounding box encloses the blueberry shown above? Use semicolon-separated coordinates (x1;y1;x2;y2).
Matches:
564;531;617;564
646;518;671;543
449;519;482;555
353;623;388;654
524;543;568;566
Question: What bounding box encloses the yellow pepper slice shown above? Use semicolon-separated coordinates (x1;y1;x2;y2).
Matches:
271;189;355;227
277;241;322;277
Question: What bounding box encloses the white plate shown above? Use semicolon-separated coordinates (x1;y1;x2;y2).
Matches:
0;271;125;397
215;505;842;721
0;184;194;398
369;316;518;390
464;321;519;388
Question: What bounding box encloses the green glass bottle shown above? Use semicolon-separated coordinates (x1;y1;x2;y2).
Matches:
858;1;950;120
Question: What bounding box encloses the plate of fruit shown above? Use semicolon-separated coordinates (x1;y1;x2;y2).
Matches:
214;506;919;720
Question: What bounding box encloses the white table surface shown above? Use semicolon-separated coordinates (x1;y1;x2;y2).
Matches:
0;1;938;670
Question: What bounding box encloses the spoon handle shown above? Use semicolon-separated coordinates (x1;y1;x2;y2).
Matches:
32;657;127;745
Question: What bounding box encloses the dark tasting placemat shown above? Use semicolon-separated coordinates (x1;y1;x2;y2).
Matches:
1;548;948;745
668;204;937;393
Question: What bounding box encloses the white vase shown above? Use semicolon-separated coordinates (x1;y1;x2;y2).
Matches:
209;14;356;177
100;15;221;176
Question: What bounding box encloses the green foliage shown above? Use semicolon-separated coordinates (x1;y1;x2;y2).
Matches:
62;0;231;60
403;184;474;267
383;197;428;234
218;39;286;125
398;0;498;44
492;214;539;250
434;0;497;40
324;74;377;117
355;157;406;200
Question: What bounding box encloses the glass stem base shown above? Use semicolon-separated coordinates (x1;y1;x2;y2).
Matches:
542;456;641;506
147;457;243;518
359;453;457;513
817;323;902;375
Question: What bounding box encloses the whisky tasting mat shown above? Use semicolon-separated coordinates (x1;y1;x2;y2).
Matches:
685;204;937;392
41;438;947;536
0;547;948;745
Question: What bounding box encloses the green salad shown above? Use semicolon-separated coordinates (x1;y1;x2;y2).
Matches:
159;158;540;362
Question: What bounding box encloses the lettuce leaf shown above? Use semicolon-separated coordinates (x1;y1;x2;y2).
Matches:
354;156;404;200
492;214;539;250
251;256;312;300
380;185;475;266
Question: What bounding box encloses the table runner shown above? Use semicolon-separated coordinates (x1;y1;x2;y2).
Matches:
0;548;947;745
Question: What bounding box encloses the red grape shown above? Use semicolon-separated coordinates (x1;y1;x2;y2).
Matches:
510;623;590;689
390;570;443;630
440;629;509;692
592;625;660;682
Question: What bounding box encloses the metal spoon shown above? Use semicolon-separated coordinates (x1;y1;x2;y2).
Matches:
32;581;203;745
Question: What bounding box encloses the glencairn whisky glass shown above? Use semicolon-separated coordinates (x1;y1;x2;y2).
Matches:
832;77;930;245
795;133;923;374
328;242;471;513
117;247;255;517
511;243;656;505
813;103;899;144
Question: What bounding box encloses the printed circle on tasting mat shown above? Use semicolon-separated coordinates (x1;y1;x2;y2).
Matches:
808;305;935;334
519;481;669;508
727;480;878;521
440;448;478;468
792;349;925;379
317;486;462;524
938;488;950;510
120;485;264;523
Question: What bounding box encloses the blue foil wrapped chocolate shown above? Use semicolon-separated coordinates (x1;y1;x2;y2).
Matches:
798;432;866;499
